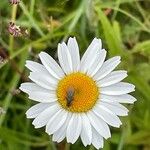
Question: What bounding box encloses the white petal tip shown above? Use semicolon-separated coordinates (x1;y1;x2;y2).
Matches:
117;56;121;60
101;49;107;53
82;143;88;147
117;123;122;128
26;115;30;119
25;110;32;117
68;141;76;144
45;129;53;135
25;61;29;65
34;126;40;129
25;112;30;117
19;84;27;93
39;51;49;59
105;135;111;139
19;86;22;91
39;51;45;56
123;112;128;116
133;98;137;103
68;37;74;40
66;138;76;144
32;123;40;129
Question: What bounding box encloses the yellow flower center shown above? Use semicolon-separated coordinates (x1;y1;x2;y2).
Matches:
56;72;99;112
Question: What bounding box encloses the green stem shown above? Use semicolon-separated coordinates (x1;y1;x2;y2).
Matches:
19;2;45;37
9;4;18;55
65;143;70;150
0;49;29;126
24;1;35;150
112;0;121;21
63;0;86;41
117;126;126;150
89;145;95;150
0;31;65;69
95;6;150;33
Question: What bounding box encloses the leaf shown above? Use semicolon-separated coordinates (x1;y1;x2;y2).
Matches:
128;73;150;102
0;127;45;146
113;21;123;46
126;130;150;145
132;40;150;55
96;8;123;56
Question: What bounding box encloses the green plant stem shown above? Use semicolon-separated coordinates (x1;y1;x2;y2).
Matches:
89;145;95;150
9;4;18;55
24;1;35;150
117;127;126;150
95;6;150;33
63;0;86;41
19;1;45;37
0;31;66;69
65;143;70;150
0;50;29;126
112;0;121;21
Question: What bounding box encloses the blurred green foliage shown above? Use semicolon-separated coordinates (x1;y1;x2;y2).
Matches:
0;0;150;150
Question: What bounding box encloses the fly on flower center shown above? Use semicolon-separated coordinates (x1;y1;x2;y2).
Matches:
56;73;99;112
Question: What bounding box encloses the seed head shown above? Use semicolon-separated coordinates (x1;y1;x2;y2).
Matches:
9;0;20;4
8;22;21;37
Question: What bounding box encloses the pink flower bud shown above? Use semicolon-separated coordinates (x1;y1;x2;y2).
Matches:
8;22;21;37
9;0;20;4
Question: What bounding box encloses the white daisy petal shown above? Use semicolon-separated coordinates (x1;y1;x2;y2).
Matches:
32;104;60;128
28;91;57;103
25;60;48;73
58;42;73;74
87;111;111;139
39;52;64;79
20;83;56;103
101;82;135;95
101;94;136;104
26;61;58;89
92;127;104;149
29;72;57;90
20;37;136;149
26;103;54;119
80;38;102;73
19;82;48;94
97;70;127;87
94;56;121;81
93;105;122;127
46;109;68;135
80;113;92;146
87;49;107;77
67;37;80;72
66;114;82;144
99;101;129;116
52;113;72;143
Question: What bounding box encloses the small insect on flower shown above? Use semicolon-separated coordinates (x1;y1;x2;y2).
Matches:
20;37;136;149
9;0;21;4
66;87;75;107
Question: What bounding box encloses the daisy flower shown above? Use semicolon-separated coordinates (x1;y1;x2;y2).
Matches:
20;37;136;149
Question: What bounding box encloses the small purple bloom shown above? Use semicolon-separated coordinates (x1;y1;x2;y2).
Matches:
9;0;20;4
8;22;21;37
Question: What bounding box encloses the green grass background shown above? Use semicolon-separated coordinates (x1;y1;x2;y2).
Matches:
0;0;150;150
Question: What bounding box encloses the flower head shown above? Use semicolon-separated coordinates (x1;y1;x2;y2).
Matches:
20;37;136;149
8;22;29;37
8;22;21;37
9;0;20;4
